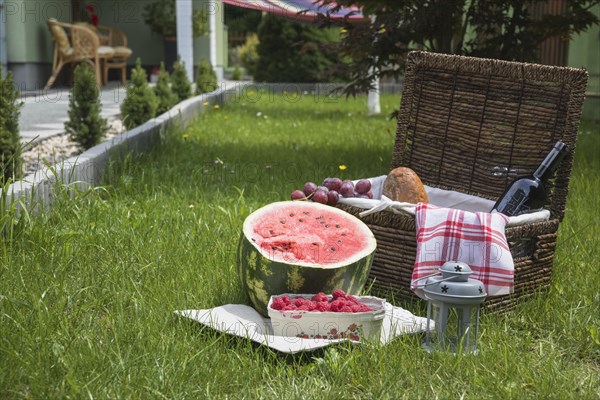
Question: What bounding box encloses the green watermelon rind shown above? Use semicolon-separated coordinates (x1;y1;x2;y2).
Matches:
237;201;377;316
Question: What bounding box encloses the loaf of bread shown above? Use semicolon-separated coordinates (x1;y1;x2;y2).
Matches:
382;167;429;204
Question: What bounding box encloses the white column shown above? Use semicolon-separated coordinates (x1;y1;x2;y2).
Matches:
209;0;217;69
0;0;7;76
176;0;194;82
367;15;380;116
367;73;381;116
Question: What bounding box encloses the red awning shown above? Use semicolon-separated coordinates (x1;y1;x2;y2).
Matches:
222;0;366;22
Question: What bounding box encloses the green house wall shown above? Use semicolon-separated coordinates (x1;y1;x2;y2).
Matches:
5;0;70;63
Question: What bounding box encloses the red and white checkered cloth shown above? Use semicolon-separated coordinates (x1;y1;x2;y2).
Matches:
411;203;514;298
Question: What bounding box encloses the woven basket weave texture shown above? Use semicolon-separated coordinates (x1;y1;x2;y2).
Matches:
346;51;588;312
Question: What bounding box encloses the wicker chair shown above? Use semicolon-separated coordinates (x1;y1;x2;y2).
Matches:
339;51;588;312
96;24;132;84
45;19;115;89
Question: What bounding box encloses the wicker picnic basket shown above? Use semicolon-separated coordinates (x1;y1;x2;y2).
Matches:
338;51;588;312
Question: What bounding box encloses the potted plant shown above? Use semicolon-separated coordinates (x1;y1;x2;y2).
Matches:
143;0;208;72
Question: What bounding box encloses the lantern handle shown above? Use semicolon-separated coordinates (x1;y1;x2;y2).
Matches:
412;272;460;288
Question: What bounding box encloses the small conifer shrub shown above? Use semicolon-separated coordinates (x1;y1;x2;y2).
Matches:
0;66;23;183
171;58;192;102
120;58;158;130
231;65;243;81
238;33;259;77
154;62;178;115
64;63;109;150
195;59;218;95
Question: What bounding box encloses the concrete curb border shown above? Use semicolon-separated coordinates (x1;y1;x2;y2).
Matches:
5;82;251;211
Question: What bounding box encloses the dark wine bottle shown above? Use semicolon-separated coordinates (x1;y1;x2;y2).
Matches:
491;141;568;216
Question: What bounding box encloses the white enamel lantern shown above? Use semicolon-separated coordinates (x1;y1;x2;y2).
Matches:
418;261;487;354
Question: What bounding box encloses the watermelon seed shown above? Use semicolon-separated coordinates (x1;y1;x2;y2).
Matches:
335;224;340;228
289;213;295;217
330;247;336;251
325;225;330;228
341;233;347;236
298;219;304;223
280;220;285;224
303;211;309;215
337;240;342;243
251;238;256;242
320;222;324;225
312;242;318;246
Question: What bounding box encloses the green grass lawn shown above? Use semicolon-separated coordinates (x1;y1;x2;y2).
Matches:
1;93;599;399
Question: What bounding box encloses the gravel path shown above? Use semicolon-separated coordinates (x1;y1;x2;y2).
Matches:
21;118;124;176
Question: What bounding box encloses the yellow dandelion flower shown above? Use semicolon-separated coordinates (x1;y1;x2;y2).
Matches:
338;165;347;171
183;133;190;140
213;104;220;109
203;101;209;106
340;28;347;33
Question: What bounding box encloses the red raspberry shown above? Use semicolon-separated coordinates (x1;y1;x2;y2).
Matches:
271;299;286;310
350;305;362;313
346;295;359;304
279;296;291;304
329;299;344;312
311;292;329;303
332;289;346;300
293;297;306;307
297;304;311;311
316;302;330;312
305;300;317;311
340;306;353;313
358;305;373;312
337;300;351;309
283;305;297;311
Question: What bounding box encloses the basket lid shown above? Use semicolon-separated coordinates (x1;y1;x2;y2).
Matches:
392;51;588;221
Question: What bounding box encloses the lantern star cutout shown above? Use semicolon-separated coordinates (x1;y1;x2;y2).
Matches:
479;287;483;294
455;265;462;272
441;285;449;293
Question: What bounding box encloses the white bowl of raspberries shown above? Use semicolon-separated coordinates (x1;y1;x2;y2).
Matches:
267;289;385;342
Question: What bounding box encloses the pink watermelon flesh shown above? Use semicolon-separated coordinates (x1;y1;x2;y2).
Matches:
251;204;369;266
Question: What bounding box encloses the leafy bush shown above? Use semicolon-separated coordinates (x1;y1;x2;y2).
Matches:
171;58;192;102
120;59;158;130
64;63;108;150
223;4;261;37
254;14;344;83
237;33;259;77
231;66;243;81
195;59;218;95
0;66;23;183
154;62;178;115
324;0;600;96
143;0;207;38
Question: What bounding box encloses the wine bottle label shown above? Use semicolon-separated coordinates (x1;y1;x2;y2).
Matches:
504;189;530;215
492;141;566;216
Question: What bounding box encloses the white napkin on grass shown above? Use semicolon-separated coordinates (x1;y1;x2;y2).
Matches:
175;303;431;354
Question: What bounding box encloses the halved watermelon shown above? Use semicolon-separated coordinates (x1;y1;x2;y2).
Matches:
237;201;377;316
